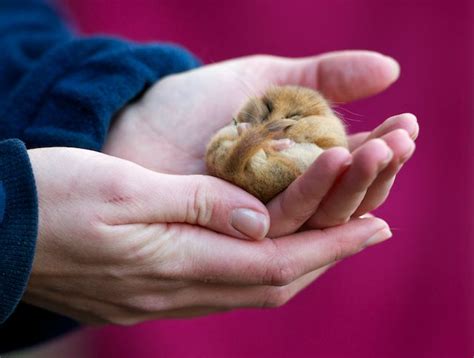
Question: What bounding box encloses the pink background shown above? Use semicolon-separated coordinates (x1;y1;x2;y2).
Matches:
61;1;473;357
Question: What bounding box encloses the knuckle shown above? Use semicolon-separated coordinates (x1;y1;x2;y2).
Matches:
315;206;349;229
110;223;172;264
100;171;138;206
330;240;345;262
187;176;214;226
262;242;296;286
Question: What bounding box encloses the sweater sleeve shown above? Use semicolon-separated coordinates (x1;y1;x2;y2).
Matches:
0;140;73;355
0;0;201;151
0;139;38;324
0;0;201;352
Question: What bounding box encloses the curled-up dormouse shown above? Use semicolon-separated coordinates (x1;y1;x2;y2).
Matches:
205;85;348;203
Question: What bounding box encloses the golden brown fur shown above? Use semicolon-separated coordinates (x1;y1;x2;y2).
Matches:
206;86;347;202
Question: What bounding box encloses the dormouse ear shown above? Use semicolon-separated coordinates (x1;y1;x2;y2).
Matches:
232;117;238;125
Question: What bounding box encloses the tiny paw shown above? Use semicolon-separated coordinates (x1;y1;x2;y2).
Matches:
269;138;295;151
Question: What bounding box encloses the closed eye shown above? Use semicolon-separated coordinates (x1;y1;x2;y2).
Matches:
287;114;301;119
262;98;273;115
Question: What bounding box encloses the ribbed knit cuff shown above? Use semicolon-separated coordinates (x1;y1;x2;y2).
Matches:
0;36;201;151
0;139;38;324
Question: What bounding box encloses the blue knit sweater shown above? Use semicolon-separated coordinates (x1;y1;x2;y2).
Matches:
0;0;200;352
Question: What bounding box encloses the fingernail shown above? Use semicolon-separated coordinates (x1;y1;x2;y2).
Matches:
364;228;393;247
231;209;269;240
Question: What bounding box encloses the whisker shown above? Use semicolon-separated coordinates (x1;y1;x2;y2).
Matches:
332;106;364;124
334;106;365;118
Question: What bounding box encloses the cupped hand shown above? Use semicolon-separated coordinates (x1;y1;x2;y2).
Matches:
24;147;391;324
103;51;418;237
268;112;418;237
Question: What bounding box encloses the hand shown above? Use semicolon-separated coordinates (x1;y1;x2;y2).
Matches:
104;51;417;237
267;113;418;237
24;147;391;324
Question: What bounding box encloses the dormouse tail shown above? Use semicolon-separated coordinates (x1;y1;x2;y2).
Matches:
224;119;295;176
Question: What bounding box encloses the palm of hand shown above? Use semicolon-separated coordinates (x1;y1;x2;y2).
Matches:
104;52;417;236
105;56;283;174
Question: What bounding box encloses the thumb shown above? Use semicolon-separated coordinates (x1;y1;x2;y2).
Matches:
115;170;270;241
243;50;400;103
300;50;400;103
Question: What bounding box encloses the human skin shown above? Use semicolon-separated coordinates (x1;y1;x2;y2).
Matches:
24;51;417;325
24;147;391;325
104;51;418;238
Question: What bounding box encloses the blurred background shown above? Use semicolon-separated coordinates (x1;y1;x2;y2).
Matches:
20;0;473;357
